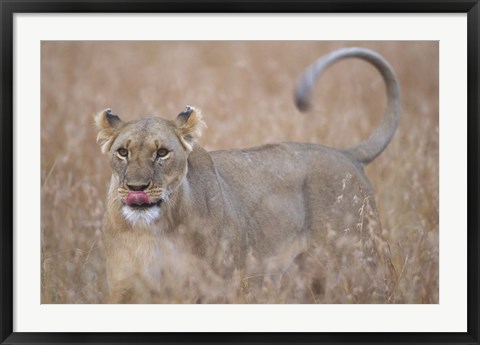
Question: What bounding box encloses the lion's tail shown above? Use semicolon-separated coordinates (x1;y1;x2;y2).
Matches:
295;47;401;165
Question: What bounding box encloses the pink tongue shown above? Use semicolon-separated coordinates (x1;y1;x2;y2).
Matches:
126;191;150;206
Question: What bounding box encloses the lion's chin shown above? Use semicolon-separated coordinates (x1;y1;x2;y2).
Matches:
122;205;161;227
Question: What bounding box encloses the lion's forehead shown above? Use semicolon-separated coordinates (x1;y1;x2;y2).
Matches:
114;118;180;150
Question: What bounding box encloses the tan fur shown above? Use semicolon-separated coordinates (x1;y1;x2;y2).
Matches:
96;47;401;303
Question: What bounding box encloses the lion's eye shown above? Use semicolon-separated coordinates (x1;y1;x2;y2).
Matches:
157;148;169;158
117;148;128;158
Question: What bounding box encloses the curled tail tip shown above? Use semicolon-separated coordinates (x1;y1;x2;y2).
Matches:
294;82;313;112
295;95;311;112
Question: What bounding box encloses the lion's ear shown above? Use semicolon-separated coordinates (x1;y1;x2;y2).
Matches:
94;108;124;154
175;106;206;151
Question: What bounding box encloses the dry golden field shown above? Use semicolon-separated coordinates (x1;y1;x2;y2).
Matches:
41;41;438;304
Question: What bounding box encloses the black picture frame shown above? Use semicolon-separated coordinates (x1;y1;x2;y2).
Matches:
1;1;479;344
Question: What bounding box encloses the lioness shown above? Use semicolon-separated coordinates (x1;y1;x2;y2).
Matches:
96;47;400;303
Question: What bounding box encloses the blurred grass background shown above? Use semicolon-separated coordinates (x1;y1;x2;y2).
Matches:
41;41;438;303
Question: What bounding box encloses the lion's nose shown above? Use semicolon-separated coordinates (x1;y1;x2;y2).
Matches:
126;181;151;191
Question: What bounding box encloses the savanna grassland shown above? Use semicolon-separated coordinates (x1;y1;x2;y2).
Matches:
41;41;438;304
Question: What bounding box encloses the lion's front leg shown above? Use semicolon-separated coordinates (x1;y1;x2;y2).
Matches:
103;230;161;303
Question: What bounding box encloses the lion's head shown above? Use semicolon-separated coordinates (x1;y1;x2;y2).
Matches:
95;106;206;226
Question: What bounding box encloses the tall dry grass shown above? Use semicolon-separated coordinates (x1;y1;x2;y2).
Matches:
41;41;438;303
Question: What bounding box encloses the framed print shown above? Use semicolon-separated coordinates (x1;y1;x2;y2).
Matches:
1;1;479;344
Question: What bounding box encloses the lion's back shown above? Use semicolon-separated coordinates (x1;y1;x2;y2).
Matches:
208;142;376;253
